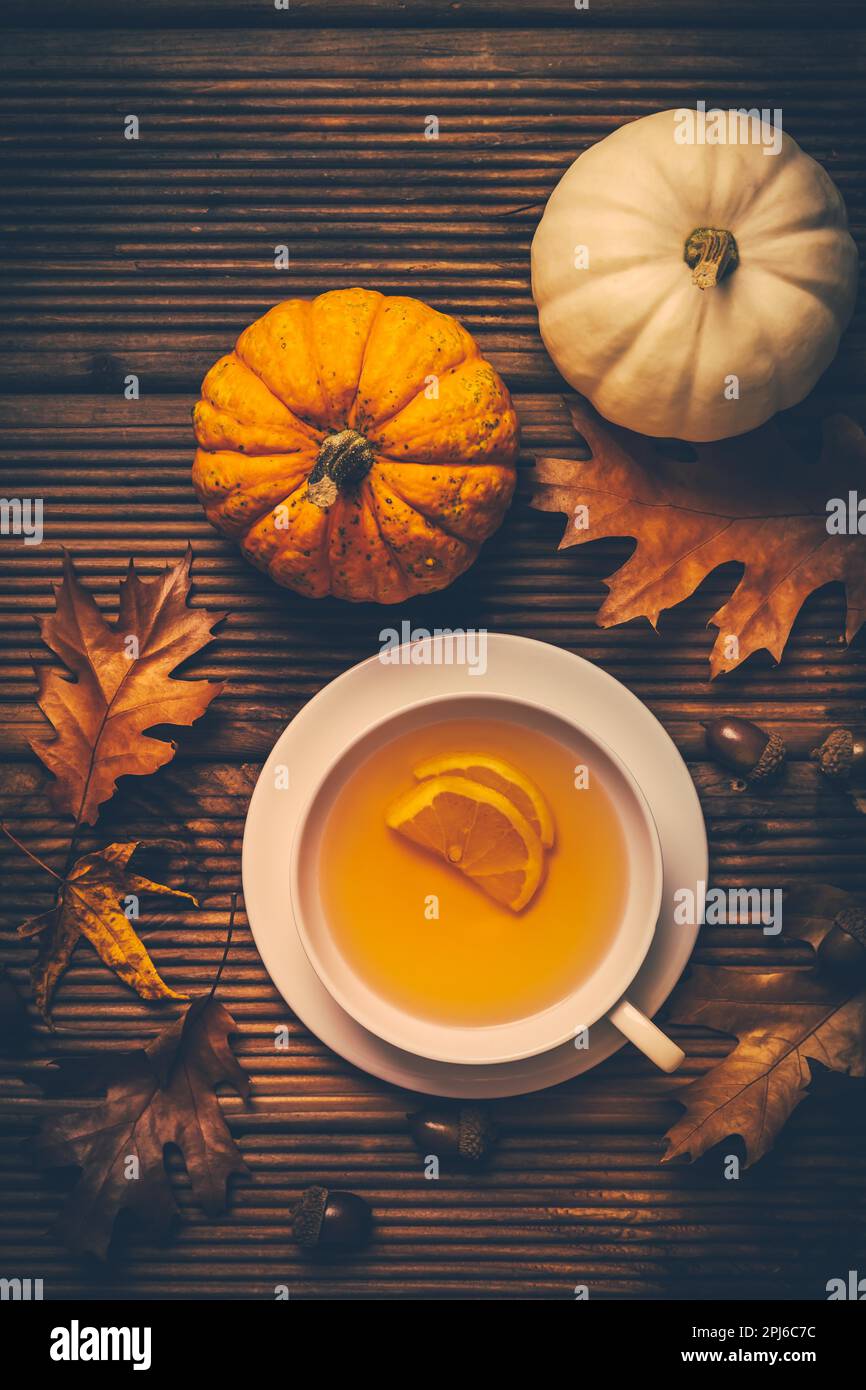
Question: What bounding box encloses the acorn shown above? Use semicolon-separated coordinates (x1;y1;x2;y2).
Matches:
293;1185;372;1252
816;904;866;984
407;1104;497;1162
811;729;866;787
704;717;785;782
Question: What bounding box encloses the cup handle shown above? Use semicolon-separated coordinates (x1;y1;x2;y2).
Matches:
608;998;685;1073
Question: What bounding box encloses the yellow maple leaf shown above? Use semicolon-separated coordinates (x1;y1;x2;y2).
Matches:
22;842;194;1017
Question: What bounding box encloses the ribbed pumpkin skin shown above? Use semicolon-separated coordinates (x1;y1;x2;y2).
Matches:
192;289;518;602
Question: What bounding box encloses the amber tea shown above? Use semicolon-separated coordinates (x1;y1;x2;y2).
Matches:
319;717;629;1028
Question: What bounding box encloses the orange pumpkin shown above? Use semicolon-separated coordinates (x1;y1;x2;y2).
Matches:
192;289;519;602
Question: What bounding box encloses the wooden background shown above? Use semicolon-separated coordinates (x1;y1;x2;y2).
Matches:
1;0;865;1300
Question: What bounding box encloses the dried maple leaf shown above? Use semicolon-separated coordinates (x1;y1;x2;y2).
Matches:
31;549;225;826
531;401;866;676
33;995;248;1259
661;887;866;1166
21;842;194;1018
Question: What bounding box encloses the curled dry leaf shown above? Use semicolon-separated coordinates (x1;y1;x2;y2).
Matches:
661;886;866;1167
31;549;225;827
33;995;248;1260
531;400;866;677
22;842;193;1018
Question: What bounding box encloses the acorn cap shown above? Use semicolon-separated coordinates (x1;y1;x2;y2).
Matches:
293;1185;328;1249
835;903;866;948
457;1105;496;1161
812;728;855;781
750;730;786;781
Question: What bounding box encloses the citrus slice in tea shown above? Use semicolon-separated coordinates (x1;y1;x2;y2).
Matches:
385;774;544;911
413;751;555;848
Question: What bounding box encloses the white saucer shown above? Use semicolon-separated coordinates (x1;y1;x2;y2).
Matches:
242;635;707;1098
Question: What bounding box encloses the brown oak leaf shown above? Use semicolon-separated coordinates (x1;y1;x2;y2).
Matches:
21;842;193;1018
531;400;866;676
31;549;224;826
33;995;249;1259
661;887;866;1166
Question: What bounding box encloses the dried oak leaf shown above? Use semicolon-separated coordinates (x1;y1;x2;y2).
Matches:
33;995;249;1260
31;549;225;826
662;887;866;1166
531;400;866;677
21;842;193;1018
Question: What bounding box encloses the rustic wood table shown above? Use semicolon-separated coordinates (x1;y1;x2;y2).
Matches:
1;0;865;1300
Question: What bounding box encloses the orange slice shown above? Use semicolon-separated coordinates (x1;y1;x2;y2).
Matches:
385;774;544;912
413;752;555;848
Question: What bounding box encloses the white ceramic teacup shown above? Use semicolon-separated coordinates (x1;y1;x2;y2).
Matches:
290;693;684;1072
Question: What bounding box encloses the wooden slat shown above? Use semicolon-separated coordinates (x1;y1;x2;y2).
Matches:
2;0;866;29
0;28;863;394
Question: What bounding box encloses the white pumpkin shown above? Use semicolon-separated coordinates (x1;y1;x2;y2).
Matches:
531;110;859;441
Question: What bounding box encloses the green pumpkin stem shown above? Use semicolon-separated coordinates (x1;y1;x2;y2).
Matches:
308;429;375;510
684;227;739;290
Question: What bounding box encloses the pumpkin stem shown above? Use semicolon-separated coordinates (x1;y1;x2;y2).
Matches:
684;228;739;290
307;429;375;510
